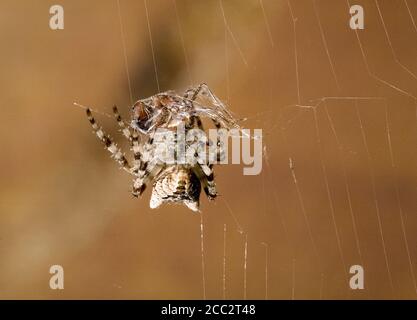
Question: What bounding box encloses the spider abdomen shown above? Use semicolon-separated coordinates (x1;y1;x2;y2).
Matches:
150;166;201;212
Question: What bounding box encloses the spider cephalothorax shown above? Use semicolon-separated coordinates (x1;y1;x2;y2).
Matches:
85;83;239;212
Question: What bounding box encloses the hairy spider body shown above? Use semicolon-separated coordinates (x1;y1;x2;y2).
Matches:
85;83;238;212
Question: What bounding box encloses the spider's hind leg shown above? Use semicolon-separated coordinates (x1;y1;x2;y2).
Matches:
193;163;217;200
184;114;218;200
86;108;132;173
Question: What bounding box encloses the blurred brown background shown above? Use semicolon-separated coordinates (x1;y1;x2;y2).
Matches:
1;0;417;299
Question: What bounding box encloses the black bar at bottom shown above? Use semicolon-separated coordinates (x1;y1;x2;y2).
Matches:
0;300;413;318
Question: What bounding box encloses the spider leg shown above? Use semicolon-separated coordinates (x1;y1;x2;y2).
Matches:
185;83;240;130
184;85;225;199
189;83;222;105
112;105;137;141
112;105;143;173
183;84;203;100
184;114;218;199
130;132;162;197
192;114;224;165
132;160;164;197
86;108;132;174
189;85;229;164
184;83;230;128
198;163;217;200
211;119;228;163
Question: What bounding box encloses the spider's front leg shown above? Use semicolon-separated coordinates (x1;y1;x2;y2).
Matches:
112;105;143;173
86;108;132;174
185;83;239;130
112;105;138;142
183;83;205;100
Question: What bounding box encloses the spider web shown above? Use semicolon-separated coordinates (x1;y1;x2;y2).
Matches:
2;0;417;300
109;0;417;299
66;0;417;299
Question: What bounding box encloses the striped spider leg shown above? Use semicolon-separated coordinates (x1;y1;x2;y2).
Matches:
184;83;238;130
132;134;165;197
112;105;149;197
112;105;142;173
87;106;163;198
183;85;228;200
112;106;165;198
86;108;132;174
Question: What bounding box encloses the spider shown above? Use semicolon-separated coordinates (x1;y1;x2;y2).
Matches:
85;83;240;212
